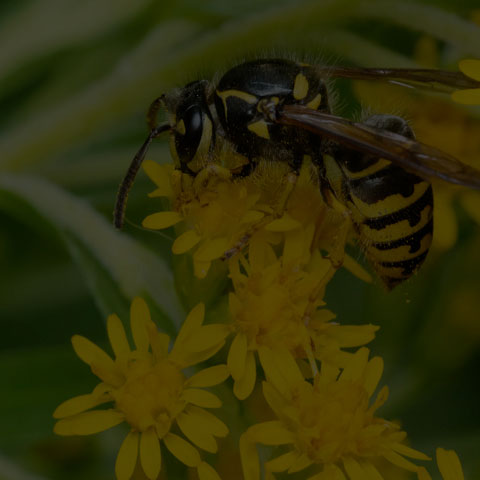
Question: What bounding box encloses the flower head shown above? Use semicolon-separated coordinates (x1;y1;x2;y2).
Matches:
452;59;480;105
241;347;429;480
227;247;378;400
53;298;230;480
141;160;268;279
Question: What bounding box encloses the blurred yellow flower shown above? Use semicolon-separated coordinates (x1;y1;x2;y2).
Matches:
240;347;429;480
53;298;230;480
452;59;480;105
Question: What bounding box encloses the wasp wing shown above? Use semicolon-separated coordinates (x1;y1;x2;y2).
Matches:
316;66;480;93
278;105;480;189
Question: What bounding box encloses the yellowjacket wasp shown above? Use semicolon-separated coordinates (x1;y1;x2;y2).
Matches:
114;59;480;288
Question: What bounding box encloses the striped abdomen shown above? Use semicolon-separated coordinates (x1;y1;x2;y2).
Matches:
323;153;433;289
344;156;433;288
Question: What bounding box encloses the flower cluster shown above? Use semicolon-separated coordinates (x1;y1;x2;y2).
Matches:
54;61;476;477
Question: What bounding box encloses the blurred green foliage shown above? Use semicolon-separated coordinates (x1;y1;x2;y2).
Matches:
1;0;479;479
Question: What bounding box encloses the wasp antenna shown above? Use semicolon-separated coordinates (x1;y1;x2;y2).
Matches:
114;123;170;229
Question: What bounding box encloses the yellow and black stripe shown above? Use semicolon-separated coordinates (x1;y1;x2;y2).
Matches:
338;155;434;289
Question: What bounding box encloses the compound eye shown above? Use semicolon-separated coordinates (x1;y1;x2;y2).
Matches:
175;105;204;162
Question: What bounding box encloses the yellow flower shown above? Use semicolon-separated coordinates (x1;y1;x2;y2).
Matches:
452;59;480;105
53;298;230;480
417;448;464;480
240;347;429;480
142;160;267;278
227;249;378;400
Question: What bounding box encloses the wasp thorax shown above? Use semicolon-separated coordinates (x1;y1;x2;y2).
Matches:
163;80;215;175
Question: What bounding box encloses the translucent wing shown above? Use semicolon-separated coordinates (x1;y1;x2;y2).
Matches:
277;104;480;189
316;66;480;93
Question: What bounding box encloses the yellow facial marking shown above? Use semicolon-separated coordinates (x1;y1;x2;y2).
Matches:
176;119;186;135
247;120;270;140
306;93;322;110
187;115;213;173
293;73;309;100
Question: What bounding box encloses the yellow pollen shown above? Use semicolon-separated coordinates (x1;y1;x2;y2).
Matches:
113;360;185;433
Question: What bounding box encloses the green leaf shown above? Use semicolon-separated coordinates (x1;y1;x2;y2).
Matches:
0;173;183;335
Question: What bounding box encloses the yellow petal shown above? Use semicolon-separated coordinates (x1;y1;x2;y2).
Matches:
343;254;373;283
265;214;301;232
458;59;480;80
227;332;248;381
197;461;221;480
194;237;230;262
193;258;211;278
172;230;202;254
142;211;183;229
178;340;227;368
358;462;383;480
241;210;265;224
107;314;130;361
451;88;480;105
163;433;201;467
140;427;161;480
343;457;369;480
182;388;221;408
240;433;260;480
340;347;369;382
437;448;464;480
130;297;151;353
53;390;111;418
383;451;419;472
54;409;124;435
417;467;432;480
265;451;297;472
184;406;228;437
180;325;230;353
233;350;256;400
71;335;122;386
258;347;302;394
150;332;170;360
258;347;288;395
363;356;383;397
392;443;430;461
115;431;139;480
272;347;304;385
287;453;312;473
143;160;173;196
187;365;229;388
308;464;346;480
246;421;294;445
328;324;378;348
177;412;218;453
175;303;205;346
